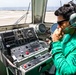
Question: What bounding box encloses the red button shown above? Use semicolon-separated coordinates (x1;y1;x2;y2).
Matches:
24;64;27;68
25;51;29;55
35;48;38;51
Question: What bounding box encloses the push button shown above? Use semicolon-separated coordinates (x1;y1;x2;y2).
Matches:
24;64;27;68
34;48;38;51
25;51;29;55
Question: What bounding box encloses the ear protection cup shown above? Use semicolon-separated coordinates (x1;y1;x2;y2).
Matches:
63;13;76;34
68;2;76;27
69;13;76;27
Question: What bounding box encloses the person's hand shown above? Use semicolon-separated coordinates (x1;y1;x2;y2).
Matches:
51;28;64;42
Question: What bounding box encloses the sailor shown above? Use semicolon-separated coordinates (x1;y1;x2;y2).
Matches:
51;1;76;75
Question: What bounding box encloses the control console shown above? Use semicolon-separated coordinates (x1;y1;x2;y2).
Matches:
0;27;52;75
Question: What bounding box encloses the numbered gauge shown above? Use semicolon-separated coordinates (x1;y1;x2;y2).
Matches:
26;29;34;38
29;23;46;34
50;23;58;34
23;28;38;42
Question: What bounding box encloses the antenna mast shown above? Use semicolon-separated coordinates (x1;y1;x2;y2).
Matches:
60;0;62;6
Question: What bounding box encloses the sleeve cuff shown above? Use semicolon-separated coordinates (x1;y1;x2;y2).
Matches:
52;41;61;48
51;41;62;55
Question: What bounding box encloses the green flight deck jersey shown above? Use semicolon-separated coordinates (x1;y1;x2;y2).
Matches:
51;32;76;75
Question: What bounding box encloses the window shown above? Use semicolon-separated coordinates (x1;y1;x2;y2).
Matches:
0;0;32;26
45;0;76;23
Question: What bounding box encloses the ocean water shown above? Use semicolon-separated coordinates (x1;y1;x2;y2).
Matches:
0;7;59;11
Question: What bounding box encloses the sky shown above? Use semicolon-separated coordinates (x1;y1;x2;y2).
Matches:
0;0;76;7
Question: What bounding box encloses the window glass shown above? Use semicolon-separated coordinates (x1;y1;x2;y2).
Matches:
0;0;32;26
45;0;76;23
